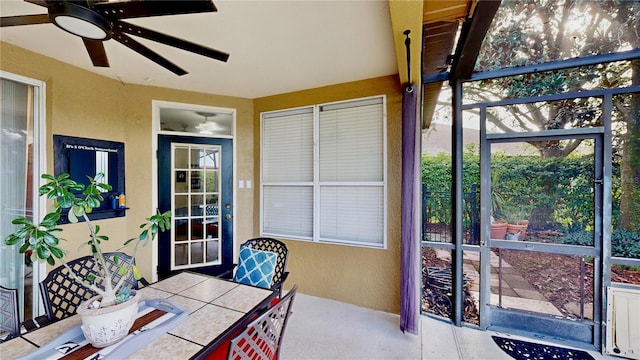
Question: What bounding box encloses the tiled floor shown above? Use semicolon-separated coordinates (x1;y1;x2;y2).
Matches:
281;292;615;360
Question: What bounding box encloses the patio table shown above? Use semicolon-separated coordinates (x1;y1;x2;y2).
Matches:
0;271;277;360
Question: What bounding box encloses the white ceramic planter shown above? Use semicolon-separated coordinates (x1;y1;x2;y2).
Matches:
76;290;141;348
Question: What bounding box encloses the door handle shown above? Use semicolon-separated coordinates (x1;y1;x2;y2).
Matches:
225;214;231;220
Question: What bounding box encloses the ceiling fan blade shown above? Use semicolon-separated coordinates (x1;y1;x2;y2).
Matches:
0;14;50;27
23;0;48;7
83;38;109;67
112;32;187;76
115;21;229;62
94;0;216;20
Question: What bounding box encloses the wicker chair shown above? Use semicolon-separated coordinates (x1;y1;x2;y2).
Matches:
229;238;289;297
39;252;148;322
0;285;20;342
227;284;298;360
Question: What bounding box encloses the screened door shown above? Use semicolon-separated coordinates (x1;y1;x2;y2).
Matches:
481;133;605;347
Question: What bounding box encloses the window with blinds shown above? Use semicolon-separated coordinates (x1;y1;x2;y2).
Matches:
260;96;386;248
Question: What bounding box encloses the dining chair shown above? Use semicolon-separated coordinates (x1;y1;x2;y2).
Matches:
229;238;289;297
227;284;298;360
39;252;148;322
103;252;150;288
0;285;20;342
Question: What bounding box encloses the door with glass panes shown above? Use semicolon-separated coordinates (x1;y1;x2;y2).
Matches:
157;135;233;278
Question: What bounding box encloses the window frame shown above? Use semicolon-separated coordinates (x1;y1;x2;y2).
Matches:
260;95;387;249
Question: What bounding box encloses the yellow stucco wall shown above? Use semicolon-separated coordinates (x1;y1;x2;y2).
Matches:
254;75;403;313
0;42;255;281
2;41;404;314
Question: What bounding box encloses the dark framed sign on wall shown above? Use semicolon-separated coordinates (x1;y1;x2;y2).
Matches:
53;135;126;223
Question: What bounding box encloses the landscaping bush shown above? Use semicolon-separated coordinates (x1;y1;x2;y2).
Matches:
422;149;622;233
558;229;640;259
612;230;640;259
421;150;479;233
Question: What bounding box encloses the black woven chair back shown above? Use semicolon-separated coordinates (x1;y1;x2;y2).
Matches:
227;284;298;360
0;285;20;341
39;252;143;322
240;238;289;289
103;252;148;288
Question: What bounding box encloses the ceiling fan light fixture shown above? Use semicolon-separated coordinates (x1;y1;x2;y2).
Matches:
50;3;111;40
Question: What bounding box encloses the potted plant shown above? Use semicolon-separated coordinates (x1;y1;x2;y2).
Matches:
4;173;171;347
490;218;508;240
502;205;529;241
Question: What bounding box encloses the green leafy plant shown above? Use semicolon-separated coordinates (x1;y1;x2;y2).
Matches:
611;229;640;259
5;173;172;308
559;229;640;260
500;205;530;225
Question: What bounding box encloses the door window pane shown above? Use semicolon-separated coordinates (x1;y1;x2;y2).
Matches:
174;147;189;168
172;144;223;269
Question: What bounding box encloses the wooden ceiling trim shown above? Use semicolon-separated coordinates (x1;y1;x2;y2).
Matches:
422;21;458;76
423;0;471;23
420;0;480;129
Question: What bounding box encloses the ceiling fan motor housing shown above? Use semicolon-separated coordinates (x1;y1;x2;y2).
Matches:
49;2;111;40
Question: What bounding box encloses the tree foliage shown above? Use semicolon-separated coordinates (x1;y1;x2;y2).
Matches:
461;0;640;230
466;0;639;158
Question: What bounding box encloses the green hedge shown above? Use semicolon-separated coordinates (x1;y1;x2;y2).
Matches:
421;151;479;231
422;150;622;233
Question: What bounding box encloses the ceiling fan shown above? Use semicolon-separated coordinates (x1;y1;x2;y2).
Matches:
0;0;229;76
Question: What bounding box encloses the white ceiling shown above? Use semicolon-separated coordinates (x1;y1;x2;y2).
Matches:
0;0;399;99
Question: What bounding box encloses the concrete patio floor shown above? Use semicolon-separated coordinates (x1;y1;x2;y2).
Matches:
281;292;614;360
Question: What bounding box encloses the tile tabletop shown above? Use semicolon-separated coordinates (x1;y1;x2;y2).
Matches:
2;271;277;360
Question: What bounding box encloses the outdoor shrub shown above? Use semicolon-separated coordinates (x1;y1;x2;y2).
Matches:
422;150;622;233
559;229;640;259
558;231;594;247
611;229;640;259
422;150;479;234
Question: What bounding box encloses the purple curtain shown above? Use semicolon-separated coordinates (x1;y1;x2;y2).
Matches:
400;83;420;334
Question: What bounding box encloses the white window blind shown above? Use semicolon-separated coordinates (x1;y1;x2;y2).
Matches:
319;98;384;182
261;97;386;248
318;98;384;246
262;108;313;182
262;108;314;239
319;186;384;245
263;186;313;237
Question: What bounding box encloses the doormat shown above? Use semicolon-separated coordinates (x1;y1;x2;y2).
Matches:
492;336;595;360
